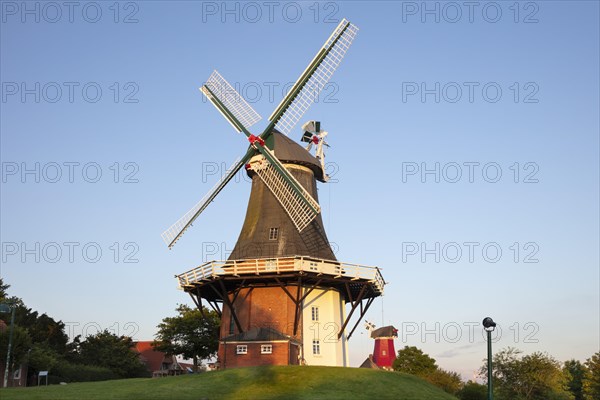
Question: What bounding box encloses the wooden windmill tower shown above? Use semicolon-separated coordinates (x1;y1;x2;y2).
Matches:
162;19;385;368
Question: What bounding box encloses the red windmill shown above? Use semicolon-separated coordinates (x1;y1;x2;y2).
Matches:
360;321;398;370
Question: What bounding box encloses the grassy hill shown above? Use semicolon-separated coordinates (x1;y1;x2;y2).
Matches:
0;366;459;400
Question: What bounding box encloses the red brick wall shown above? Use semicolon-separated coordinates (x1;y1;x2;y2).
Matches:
220;287;302;340
218;286;306;368
220;342;293;369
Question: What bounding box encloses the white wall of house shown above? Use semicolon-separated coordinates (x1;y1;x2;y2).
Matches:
301;287;348;367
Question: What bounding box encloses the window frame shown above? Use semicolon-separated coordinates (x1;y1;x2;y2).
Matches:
236;345;248;355
311;306;319;322
312;340;320;355
260;344;273;354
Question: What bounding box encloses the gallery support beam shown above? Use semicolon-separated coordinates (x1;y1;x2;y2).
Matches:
346;297;375;340
274;277;324;336
338;283;368;339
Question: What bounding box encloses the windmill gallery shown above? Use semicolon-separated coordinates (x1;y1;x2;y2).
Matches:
162;19;386;369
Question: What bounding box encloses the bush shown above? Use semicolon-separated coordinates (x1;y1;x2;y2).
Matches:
457;381;487;400
425;368;462;395
50;360;117;383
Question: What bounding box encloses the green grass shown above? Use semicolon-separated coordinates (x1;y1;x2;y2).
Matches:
0;366;459;400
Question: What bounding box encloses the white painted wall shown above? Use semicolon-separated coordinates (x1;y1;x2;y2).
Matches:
301;287;348;367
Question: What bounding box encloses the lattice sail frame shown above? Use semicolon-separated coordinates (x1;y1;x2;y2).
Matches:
161;156;244;248
248;153;321;232
201;70;262;133
269;19;359;136
163;20;359;249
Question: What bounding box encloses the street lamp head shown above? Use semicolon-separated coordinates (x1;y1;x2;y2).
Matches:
482;317;496;331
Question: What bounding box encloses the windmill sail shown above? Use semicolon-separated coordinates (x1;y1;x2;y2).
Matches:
267;19;359;136
248;150;321;232
201;70;262;134
162;154;249;248
163;20;358;248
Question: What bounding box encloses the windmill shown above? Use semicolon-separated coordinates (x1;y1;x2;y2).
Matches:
165;19;386;369
360;321;398;370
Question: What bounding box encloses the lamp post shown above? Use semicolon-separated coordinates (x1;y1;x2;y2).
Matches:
0;303;16;388
482;317;496;400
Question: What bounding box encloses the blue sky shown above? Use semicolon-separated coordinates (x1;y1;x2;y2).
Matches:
1;1;598;379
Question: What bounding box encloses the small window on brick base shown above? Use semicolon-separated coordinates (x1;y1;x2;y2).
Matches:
269;227;279;240
236;345;247;355
261;345;273;354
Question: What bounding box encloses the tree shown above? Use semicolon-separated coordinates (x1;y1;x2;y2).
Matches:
70;330;148;378
457;381;487;400
14;308;69;355
425;368;463;395
564;359;586;400
1;279;139;383
0;325;32;377
481;347;573;400
583;352;600;399
28;342;60;372
0;278;68;355
0;278;9;299
0;279;24;309
153;304;220;370
392;346;438;376
392;346;463;395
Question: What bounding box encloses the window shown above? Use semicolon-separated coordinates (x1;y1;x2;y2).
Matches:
269;227;279;240
261;345;273;354
236;345;248;355
311;306;319;322
382;350;387;356
312;340;320;355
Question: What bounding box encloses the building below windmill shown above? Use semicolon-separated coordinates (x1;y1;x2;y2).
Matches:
360;324;398;370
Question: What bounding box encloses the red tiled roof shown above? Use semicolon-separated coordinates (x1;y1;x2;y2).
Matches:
134;341;172;372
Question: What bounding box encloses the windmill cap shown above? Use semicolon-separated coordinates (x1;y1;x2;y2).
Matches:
371;326;398;338
249;130;326;182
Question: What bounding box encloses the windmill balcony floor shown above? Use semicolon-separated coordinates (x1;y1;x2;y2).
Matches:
176;256;384;302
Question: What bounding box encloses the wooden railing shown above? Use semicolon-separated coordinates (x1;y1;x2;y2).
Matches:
176;256;385;295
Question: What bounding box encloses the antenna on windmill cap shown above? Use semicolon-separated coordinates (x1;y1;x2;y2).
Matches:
301;120;320;143
301;120;330;181
302;120;321;135
364;320;376;331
